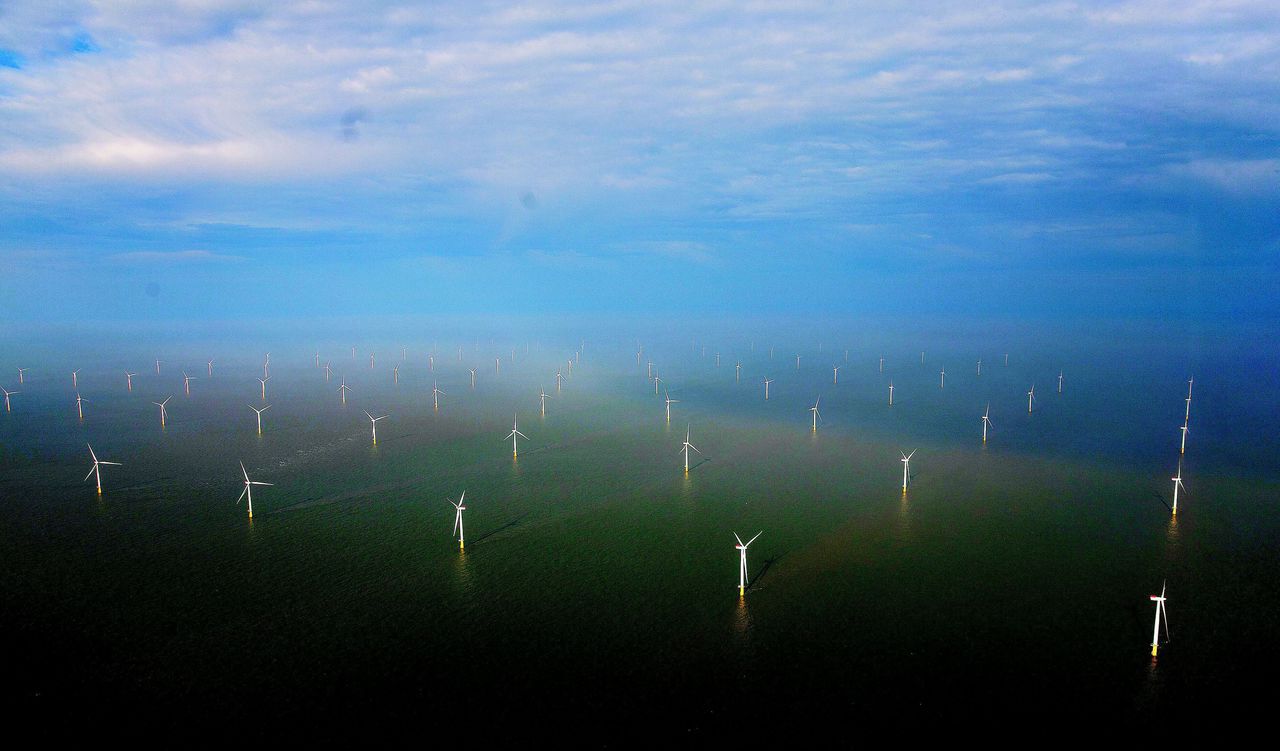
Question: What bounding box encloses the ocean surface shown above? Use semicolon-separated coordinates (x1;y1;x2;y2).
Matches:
1;319;1277;738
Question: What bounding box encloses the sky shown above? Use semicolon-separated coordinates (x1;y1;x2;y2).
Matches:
0;1;1277;326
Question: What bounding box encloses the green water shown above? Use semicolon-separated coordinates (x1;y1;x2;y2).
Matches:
1;335;1277;738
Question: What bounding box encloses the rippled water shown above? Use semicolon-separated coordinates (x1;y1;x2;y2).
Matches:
1;322;1276;738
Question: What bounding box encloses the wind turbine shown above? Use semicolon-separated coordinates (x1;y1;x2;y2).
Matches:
393;365;399;385
75;392;87;420
430;354;436;372
795;354;801;370
363;410;388;444
258;376;270;401
154;396;172;428
654;375;662;395
72;369;80;388
314;351;320;368
208;359;215;377
556;370;563;392
810;395;821;432
1171;471;1186;515
2;386;18;412
338;377;351;405
940;368;945;389
921;351;925;365
1027;385;1035;414
540;387;552;417
763;378;773;400
432;383;445;410
495;356;500;375
1004;353;1009;366
735;361;742;383
664;391;679;423
470;368;477;389
183;371;196;395
450;492;467;551
1058;371;1064;394
716;352;721;367
879;356;884;373
1149;582;1170;657
370;353;375;370
18;367;28;384
323;361;332;381
981;404;993;443
155;359;162;375
351;345;356;360
125;371;137;391
680;424;701;473
236;461;272;520
832;365;840;384
1179;423;1189;455
249;404;270;435
734;531;762;598
83;444;121;495
900;449;916;491
976;358;982;376
505;415;528;458
888;381;894;406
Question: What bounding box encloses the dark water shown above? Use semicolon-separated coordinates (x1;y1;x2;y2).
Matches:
1;321;1277;739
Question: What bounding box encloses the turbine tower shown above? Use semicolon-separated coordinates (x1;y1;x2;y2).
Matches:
900;449;916;492
505;415;528;458
450;492;467;551
154;396;172;428
763;378;773;400
363;410;389;445
680;424;701;473
84;444;121;495
237;461;273;520
249;404;270;435
1149;582;1170;657
734;531;762;598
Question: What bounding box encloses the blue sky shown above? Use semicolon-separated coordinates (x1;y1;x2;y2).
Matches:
0;1;1276;324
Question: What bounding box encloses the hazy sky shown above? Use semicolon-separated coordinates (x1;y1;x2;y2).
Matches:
1;1;1277;324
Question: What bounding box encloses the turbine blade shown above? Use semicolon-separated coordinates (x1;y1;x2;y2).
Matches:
84;466;97;482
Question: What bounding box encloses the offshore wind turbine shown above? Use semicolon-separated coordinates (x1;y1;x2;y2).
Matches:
1027;385;1035;414
539;387;552;417
432;383;445;410
393;365;399;385
888;381;894;406
735;361;742;383
450;492;467;551
363;410;388;444
977;358;982;376
879;356;884;373
981;404;993;443
900;449;916;491
18;367;28;384
810;395;821;431
370;353;376;370
505;415;528;458
1170;471;1186;515
84;444;121;495
555;370;563;392
940;368;945;389
734;531;762;598
680;424;701;473
155;358;162;375
653;375;662;395
2;386;18;412
832;365;840;384
249;404;270;435
154;396;172;428
763;377;773;400
72;369;80;388
664;391;679;423
470;368;478;389
1149;582;1170;657
323;361;332;381
1004;353;1009;366
338;377;351;405
237;461;272;520
125;371;137;391
183;371;196;395
795;354;801;370
258;376;270;401
1058;371;1064;393
208;359;215;377
75;392;87;420
1179;423;1189;455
